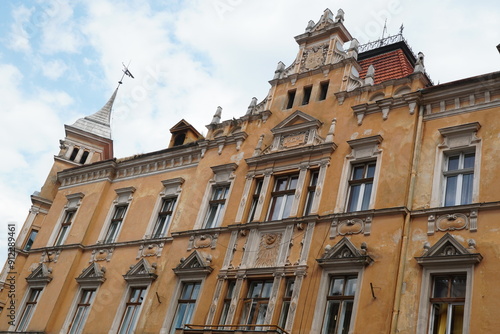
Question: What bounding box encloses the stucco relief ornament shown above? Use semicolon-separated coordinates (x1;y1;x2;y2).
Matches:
301;45;328;72
254;233;282;267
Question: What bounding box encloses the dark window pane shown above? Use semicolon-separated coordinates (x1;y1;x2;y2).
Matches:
432;277;449;298
463;153;475;169
447;155;460;171
444;176;458;206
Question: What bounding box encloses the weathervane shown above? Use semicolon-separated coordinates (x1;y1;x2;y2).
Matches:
119;61;135;84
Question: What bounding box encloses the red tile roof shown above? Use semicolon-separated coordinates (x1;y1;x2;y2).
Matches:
358;48;414;84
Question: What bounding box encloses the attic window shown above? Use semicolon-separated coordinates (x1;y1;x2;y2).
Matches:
286;90;296;109
173;133;186;146
319;81;329;101
302;86;312;105
80;151;90;164
69;148;79;161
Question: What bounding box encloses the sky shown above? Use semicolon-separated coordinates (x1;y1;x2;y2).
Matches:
0;0;499;265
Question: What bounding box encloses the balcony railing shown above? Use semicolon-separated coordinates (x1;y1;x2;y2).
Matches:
177;324;289;334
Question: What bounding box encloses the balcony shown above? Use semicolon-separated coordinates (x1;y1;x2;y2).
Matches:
176;324;288;334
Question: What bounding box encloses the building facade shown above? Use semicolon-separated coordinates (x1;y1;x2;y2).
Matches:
1;8;500;334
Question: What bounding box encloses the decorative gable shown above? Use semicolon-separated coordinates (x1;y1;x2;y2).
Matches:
415;233;483;267
317;237;373;268
169;119;203;148
173;250;213;277
123;258;158;283
26;263;52;285
76;263;106;285
264;111;324;153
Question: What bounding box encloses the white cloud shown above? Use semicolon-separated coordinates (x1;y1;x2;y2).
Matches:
7;5;34;53
41;59;69;80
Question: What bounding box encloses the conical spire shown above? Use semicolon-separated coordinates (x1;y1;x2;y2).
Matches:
70;86;118;139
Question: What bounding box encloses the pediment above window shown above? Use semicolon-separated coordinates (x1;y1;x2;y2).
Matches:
415;233;482;267
317;237;373;268
26;263;52;285
173;250;213;277
123;258;158;283
76;262;106;285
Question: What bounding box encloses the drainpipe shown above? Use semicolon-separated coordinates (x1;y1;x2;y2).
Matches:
390;102;424;333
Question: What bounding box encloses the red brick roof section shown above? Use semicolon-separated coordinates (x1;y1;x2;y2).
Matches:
358;49;414;84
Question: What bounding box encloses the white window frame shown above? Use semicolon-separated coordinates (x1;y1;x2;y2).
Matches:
194;164;237;230
160;277;206;334
336;136;383;213
47;193;84;246
97;187;135;244
61;286;99;334
430;123;481;208
311;266;364;334
109;283;150;334
11;286;45;332
416;265;474;334
144;178;184;239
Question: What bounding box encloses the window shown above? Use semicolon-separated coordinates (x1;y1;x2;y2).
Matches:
152;197;176;238
68;289;96;334
69;147;80;161
16;288;42;332
104;205;128;243
268;175;298;220
322;275;357;334
204;185;229;228
443;152;474;206
240;280;273;326
118;287;147;334
54;210;75;246
302;86;312;105
80;151;90;164
347;162;376;212
219;281;236;326
304;171;319;216
278;278;295;328
248;179;263;222
286;90;296;109
171;282;201;334
319;81;329;101
24;230;38;251
429;274;466;334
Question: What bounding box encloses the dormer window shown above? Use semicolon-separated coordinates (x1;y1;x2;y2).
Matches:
173;133;186;146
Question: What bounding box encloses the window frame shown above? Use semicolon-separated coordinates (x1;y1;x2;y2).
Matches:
321;275;358;334
98;187;135;244
442;151;475;207
47;192;84;246
219;280;236;326
23;229;38;251
170;281;202;334
104;204;128;244
303;170;319;216
346;161;376;212
267;174;299;221
247;178;264;222
417;266;474;334
302;85;312;105
312;266;364;334
430;122;481;208
109;283;150;334
54;209;76;246
285;89;296;109
66;288;97;334
117;286;148;334
151;197;177;238
318;80;329;101
240;279;274;327
278;278;295;329
15;287;43;332
204;184;230;229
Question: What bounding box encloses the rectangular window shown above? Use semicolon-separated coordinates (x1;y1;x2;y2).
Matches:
118;287;147;334
302;86;312;105
24;229;38;251
278;278;295;329
248;179;263;222
240;280;273;327
443;152;474;206
104;205;128;243
286;90;296;109
16;288;42;331
152;197;176;238
322;275;357;334
429;274;466;334
268;175;298;221
171;282;201;334
304;171;319;216
347;162;376;212
68;289;96;334
319;81;329;101
204;185;229;229
54;210;75;246
219;281;236;326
